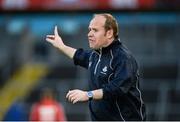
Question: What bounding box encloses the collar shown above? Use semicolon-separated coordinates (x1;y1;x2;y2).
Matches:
94;38;121;54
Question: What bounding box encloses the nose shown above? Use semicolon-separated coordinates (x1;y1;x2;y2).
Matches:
88;30;92;37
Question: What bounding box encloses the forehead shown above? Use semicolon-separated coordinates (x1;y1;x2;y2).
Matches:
89;15;106;28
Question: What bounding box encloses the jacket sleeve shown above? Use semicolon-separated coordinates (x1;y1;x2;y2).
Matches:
102;57;138;100
73;48;92;69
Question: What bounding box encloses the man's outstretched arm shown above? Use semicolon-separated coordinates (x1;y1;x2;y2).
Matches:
46;26;76;59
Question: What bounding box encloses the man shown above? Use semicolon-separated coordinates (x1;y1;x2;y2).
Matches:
46;13;146;121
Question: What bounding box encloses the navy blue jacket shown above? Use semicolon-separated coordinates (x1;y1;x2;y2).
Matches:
73;39;146;121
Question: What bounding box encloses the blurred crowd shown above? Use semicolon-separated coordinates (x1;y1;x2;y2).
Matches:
0;0;180;11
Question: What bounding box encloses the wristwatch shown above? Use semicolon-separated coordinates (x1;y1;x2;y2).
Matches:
87;91;93;101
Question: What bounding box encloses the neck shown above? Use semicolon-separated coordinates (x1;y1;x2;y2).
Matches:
102;38;114;48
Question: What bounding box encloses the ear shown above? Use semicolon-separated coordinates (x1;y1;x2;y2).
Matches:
106;29;113;39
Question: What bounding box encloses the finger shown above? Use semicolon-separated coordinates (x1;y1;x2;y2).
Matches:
46;37;55;40
46;35;54;37
66;90;71;98
66;90;74;98
71;94;80;103
68;92;78;103
67;91;78;102
46;35;55;38
69;91;78;99
67;93;75;102
54;26;59;36
73;98;79;104
70;96;77;103
46;38;53;43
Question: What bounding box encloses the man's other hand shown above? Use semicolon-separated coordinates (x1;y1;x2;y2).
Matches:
66;89;89;104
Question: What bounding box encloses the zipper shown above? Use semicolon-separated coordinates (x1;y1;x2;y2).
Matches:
94;49;102;75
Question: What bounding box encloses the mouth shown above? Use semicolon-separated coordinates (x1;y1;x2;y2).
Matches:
88;38;95;43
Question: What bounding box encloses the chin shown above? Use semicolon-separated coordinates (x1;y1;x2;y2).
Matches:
89;44;99;49
89;46;96;49
89;46;95;49
89;44;94;49
90;47;99;50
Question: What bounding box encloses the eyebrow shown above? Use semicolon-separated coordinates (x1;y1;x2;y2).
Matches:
88;27;97;30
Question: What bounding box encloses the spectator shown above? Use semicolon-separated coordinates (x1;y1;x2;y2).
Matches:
3;99;27;121
29;88;66;121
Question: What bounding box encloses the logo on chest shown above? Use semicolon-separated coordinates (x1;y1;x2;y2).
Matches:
100;66;108;75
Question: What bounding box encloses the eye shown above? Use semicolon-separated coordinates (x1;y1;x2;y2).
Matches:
88;28;98;33
93;28;98;32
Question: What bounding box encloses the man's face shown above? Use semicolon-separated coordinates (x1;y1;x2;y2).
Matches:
88;16;108;49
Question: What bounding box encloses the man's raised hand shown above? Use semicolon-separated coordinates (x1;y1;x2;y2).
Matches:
46;26;65;50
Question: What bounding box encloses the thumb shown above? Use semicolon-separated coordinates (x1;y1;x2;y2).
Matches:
54;25;59;36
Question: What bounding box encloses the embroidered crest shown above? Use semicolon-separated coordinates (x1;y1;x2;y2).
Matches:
101;66;108;75
102;66;107;72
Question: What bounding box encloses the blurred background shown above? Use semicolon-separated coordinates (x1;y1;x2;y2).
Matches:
0;0;180;121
